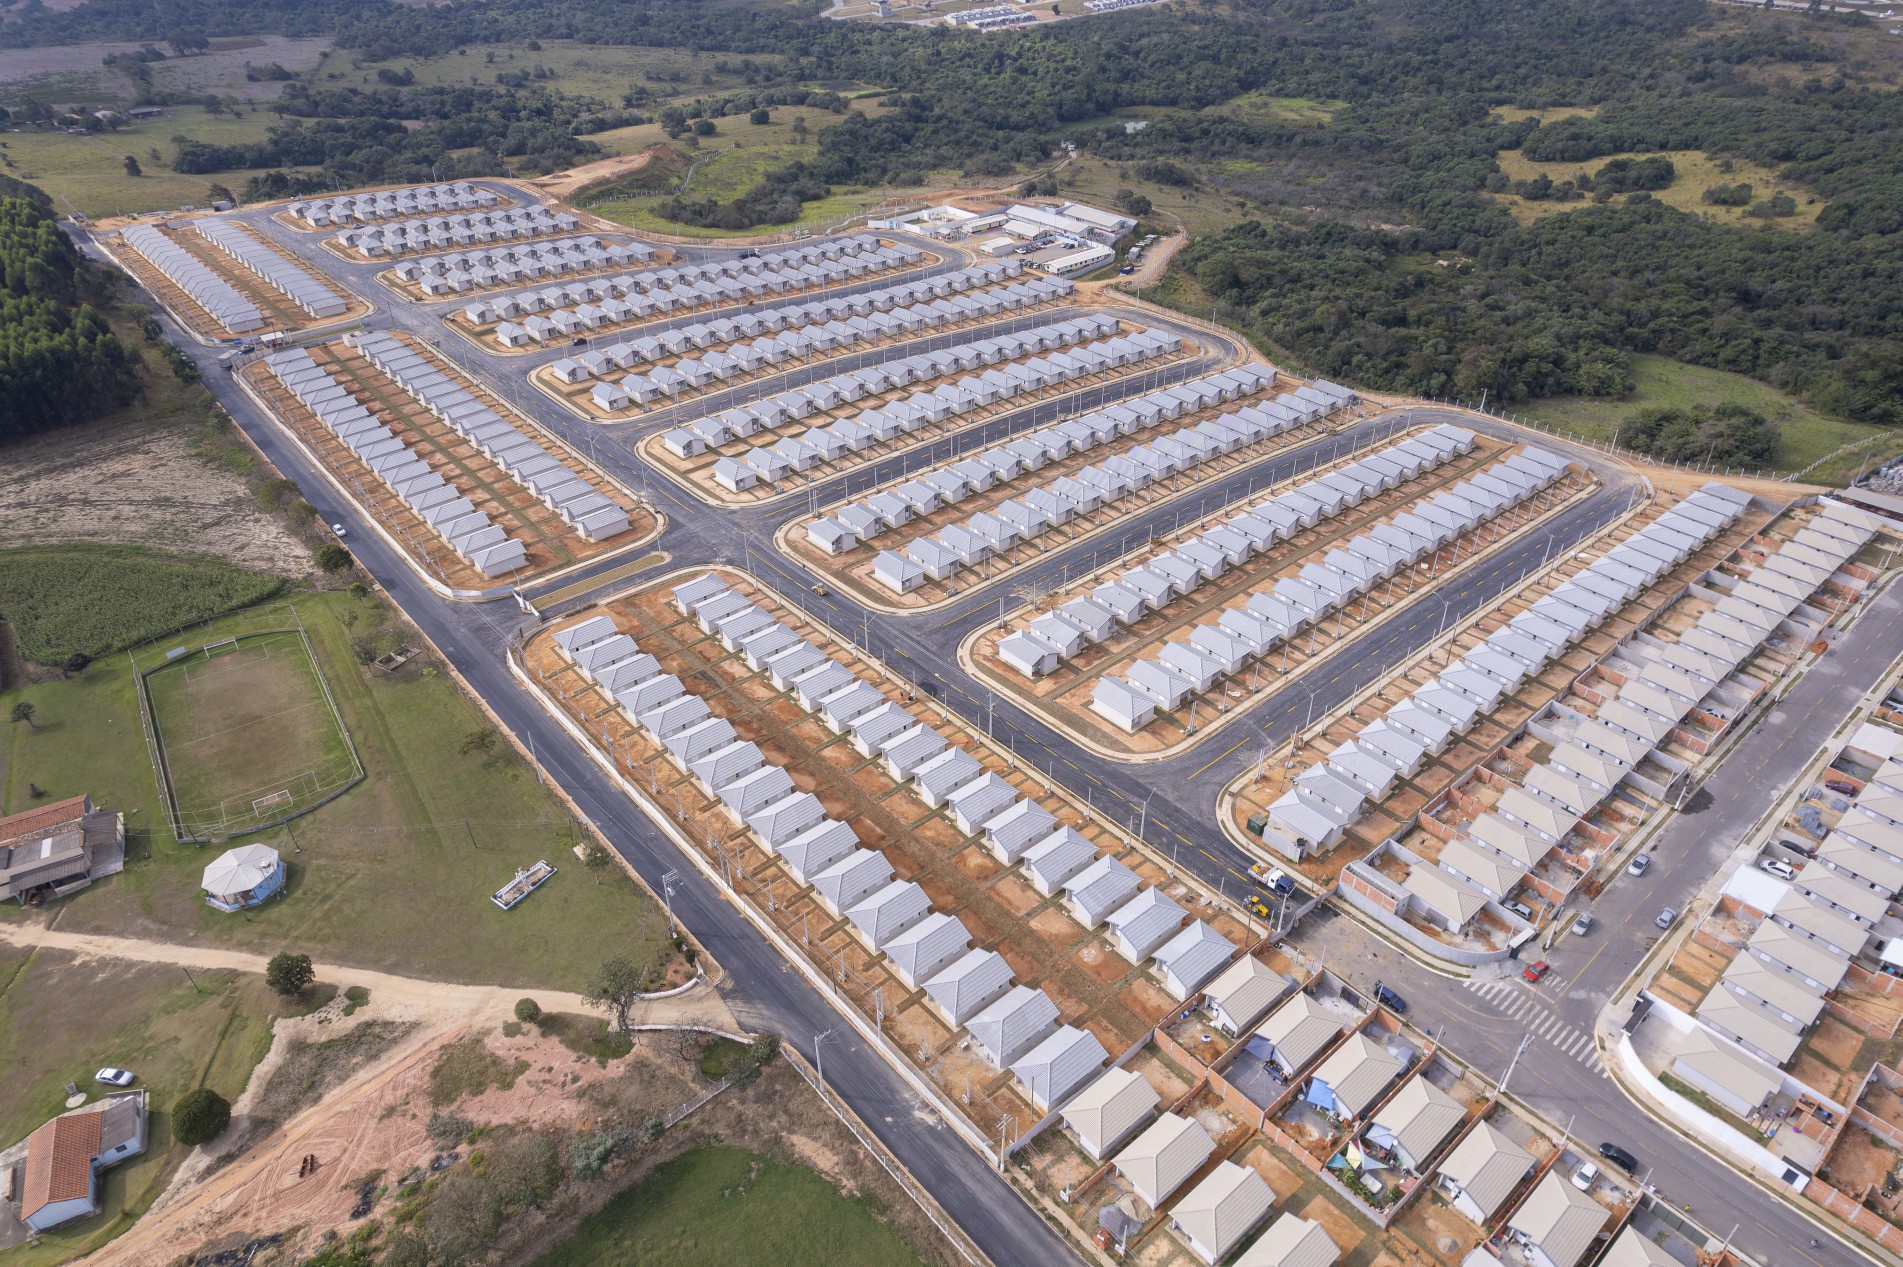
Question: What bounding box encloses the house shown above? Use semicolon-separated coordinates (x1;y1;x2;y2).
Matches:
1062;1066;1159;1161
1022;828;1097;897
1203;956;1287;1037
1436;1119;1534;1225
1235;1213;1341;1267
923;948;1014;1025
20;1093;148;1231
1113;1112;1214;1208
1256;994;1342;1076
1599;1225;1680;1267
1092;679;1158;732
967;985;1060;1068
1507;1171;1608;1267
1364;1076;1464;1172
883;912;970;990
1171;1162;1274;1265
1011;1024;1108;1111
845;879;932;950
998;632;1060;679
0;795;126;904
1106;887;1187;964
1304;1032;1402;1120
201;843;285;911
1154;921;1233;1000
1668;1027;1782;1119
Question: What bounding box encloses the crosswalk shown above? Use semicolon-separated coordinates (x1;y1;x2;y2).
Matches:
1465;978;1607;1076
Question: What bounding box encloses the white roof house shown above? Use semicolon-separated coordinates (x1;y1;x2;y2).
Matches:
845;879;932;950
1508;1172;1608;1267
1203;956;1286;1036
1257;995;1342;1076
776;820;859;882
923;948;1013;1025
1306;1032;1403;1120
1365;1076;1464;1172
1234;1213;1340;1267
1154;921;1234;1000
1064;856;1141;927
1436;1119;1534;1225
1114;1112;1215;1209
1106;887;1187;964
967;986;1060;1068
1062;1066;1159;1161
1170;1162;1274;1265
811;849;895;917
882;912;971;990
1599;1225;1680;1267
1023;828;1098;897
1011;1024;1108;1111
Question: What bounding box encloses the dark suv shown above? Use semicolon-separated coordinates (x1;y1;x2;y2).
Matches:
1599;1142;1639;1174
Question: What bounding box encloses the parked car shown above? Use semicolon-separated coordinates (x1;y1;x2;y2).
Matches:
1245;896;1273;920
1826;779;1858;796
1118;265;1135;275
1758;857;1798;881
1522;960;1551;983
1504;900;1536;921
94;1068;135;1087
1779;838;1818;859
1571;913;1594;936
1627;853;1652;876
1571;1161;1600;1191
1655;907;1677;930
1599;1142;1640;1174
570;336;588;347
1372;981;1407;1013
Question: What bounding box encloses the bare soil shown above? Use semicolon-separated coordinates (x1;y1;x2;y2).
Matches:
0;417;311;575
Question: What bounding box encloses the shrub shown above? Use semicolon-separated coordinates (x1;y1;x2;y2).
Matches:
513;997;541;1023
266;951;315;996
314;542;353;573
426;1112;473;1148
172;1087;231;1145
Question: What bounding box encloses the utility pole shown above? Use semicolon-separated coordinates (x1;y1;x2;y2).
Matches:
814;1027;836;1099
1498;1033;1533;1099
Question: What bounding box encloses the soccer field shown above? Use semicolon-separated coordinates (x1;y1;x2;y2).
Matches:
143;628;360;840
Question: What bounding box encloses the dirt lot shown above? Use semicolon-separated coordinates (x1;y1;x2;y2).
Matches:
0;417;310;575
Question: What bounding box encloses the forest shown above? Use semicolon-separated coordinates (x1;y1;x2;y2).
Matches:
0;196;140;441
1;0;1899;423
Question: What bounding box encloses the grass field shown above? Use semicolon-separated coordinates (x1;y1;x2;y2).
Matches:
360;40;774;103
0;108;288;218
144;628;358;839
0;952;279;1265
0;589;669;992
0;544;285;668
528;1145;925;1267
1490;146;1823;230
1521;354;1894;480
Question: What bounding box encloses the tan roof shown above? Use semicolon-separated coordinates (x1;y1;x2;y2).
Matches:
1437;1120;1533;1218
1062;1066;1158;1152
1114;1112;1214;1208
1772;889;1872;956
1470;815;1546;866
1599;1224;1679;1267
1510;1171;1608;1267
1171;1161;1273;1261
1234;1212;1340;1267
1370;1076;1465;1164
1258;995;1342;1073
1720;956;1826;1025
1204;955;1283;1029
1697;990;1803;1064
1402;865;1487;929
1671;1027;1781;1113
1795;868;1891;924
1437;837;1526;897
1311;1032;1403;1119
1747;919;1850;990
21;1108;103;1222
1816;837;1903;894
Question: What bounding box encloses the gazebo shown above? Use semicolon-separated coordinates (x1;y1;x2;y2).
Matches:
201;844;285;911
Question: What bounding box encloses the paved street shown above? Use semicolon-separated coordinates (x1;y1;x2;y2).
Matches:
80;198;1895;1267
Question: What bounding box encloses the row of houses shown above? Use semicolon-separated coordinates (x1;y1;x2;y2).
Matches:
492;238;922;343
193;218;347;319
1282;481;1751;872
845;366;1304;594
693;321;1170;490
121;223;262;333
543;259;1044;385
1087;427;1537;728
642;306;1116;437
348;331;632;546
338;204;582;257
401;236;655;298
262;345;528;578
287;181;502;228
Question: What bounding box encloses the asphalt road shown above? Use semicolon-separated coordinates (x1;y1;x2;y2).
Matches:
78;198;1883;1266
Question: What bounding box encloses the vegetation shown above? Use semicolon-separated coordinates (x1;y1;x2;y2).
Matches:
514;997;541;1023
0;195;140;440
428;1032;527;1107
697;1033;781;1088
170;1086;231;1145
1619;403;1779;468
534;1011;635;1064
266;951;315;996
527;1145;924;1267
586;954;655;1034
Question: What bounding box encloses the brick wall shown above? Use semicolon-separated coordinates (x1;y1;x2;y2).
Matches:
1806;1178;1903;1252
1341;868;1401;915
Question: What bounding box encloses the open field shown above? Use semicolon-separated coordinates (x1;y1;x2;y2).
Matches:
1521;354;1895;482
355;40;777;104
0;108;285;218
0;544;285;668
0;952;278;1266
1490;147;1824;230
0;36;332;109
528;1144;926;1267
0;591;669;991
144;628;358;839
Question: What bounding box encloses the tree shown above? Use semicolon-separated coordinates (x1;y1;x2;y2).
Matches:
206;182;234;205
692;118;715;136
314;542;352;573
586;955;650;1033
265;951;315;997
202;93;225;115
1115;188;1152;217
581;838;611;885
171;1087;231;1145
457;727;498;757
790;115;807;142
122;155;141;178
10;702;35;729
749;107;770;125
513;997;541;1023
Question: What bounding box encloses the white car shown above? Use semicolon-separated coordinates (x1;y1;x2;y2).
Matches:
1571;1161;1600;1191
1758;857;1797;881
1571;913;1593;936
330;523;348;539
94;1068;135;1087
